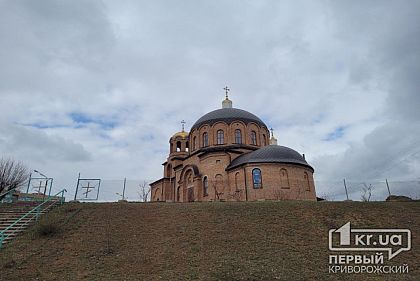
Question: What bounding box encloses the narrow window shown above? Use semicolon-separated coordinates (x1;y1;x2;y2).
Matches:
280;168;290;189
235;129;242;144
262;134;266;146
176;141;181;152
251;131;257;145
252;168;262;189
177;186;181;201
203;177;208;196
217;130;224;144
193;137;196;151
304;172;310;191
235;172;240;190
203;132;209;147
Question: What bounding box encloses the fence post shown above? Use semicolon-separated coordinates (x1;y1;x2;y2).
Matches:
343;179;349;201
386;179;391;197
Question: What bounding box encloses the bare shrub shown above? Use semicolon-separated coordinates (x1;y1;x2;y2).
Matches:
361;183;373;202
138;181;151;202
0;158;29;198
34;220;60;237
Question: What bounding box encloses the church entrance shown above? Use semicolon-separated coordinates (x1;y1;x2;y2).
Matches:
187;187;194;202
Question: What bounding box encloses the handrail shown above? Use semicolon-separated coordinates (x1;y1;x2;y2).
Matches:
0;189;67;248
0;186;19;202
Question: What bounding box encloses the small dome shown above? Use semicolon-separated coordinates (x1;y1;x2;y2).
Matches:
227;145;313;171
191;108;267;131
172;131;189;139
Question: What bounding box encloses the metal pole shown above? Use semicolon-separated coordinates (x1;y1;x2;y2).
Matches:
122;178;126;200
48;178;53;197
36;206;40;221
26;172;32;194
0;232;4;249
74;173;80;201
343;179;349;201
43;179;48;201
386;179;391;196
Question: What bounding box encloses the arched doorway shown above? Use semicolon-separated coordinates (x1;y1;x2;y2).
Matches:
186;171;194;202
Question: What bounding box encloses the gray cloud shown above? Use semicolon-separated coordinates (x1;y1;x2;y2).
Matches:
0;122;91;162
0;0;419;200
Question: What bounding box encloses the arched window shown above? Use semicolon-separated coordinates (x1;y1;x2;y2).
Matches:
217;130;224;144
203;177;208;196
304;172;310;191
176;141;181;152
262;134;266;146
193;136;197;151
177;186;181;201
215;174;224;199
186;141;189;152
235;129;242;144
251;131;257;145
252;168;262;189
235;172;240;190
203;132;209;147
280;168;290;189
166;164;172;178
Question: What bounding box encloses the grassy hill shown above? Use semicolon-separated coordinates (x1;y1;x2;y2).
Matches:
1;201;419;280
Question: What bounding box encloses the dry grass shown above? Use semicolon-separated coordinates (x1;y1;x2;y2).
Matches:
0;201;419;280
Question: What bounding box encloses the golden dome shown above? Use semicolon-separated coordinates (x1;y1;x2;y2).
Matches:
172;131;189;139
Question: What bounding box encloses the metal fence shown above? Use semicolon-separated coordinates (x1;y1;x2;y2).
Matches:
66;179;151;202
12;177;419;203
315;180;420;201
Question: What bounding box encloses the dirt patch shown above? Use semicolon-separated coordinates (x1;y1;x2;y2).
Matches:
0;201;419;280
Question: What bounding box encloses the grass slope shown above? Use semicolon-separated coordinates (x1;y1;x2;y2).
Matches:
1;201;419;280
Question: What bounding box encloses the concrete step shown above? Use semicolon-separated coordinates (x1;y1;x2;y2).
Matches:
0;202;61;246
0;223;33;229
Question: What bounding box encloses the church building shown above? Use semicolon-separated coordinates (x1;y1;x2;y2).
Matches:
150;90;316;202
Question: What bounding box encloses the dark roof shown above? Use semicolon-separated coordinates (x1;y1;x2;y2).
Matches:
226;145;314;171
191;108;267;131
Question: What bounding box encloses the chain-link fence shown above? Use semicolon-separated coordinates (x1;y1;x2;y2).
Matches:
62;179;151;202
27;177;420;203
315;180;420;201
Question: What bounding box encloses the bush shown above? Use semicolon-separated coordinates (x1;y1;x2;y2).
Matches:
34;220;60;237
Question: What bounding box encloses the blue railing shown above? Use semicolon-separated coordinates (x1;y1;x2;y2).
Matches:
0;186;20;203
0;189;67;249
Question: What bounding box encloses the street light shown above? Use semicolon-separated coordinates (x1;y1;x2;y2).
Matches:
33;170;49;200
33;170;48;179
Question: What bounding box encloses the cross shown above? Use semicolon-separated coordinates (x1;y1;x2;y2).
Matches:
181;120;186;132
34;181;43;193
81;182;95;198
223;86;230;98
270;128;274;137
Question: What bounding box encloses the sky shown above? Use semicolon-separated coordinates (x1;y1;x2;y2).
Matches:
0;0;419;201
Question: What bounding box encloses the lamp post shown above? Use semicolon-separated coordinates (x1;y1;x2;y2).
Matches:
33;170;48;201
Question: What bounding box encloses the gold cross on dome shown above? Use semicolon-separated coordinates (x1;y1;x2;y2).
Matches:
181;120;186;131
223;86;230;98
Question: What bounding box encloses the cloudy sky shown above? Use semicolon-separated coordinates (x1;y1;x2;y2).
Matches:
1;0;419;200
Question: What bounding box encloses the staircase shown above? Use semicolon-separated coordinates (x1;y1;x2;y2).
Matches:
0;189;66;248
0;201;60;245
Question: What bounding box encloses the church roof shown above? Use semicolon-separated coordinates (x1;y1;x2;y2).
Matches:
191;108;267;131
226;145;314;171
172;131;189;139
